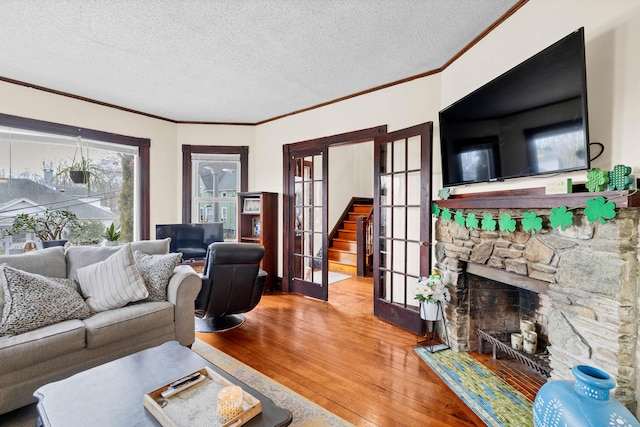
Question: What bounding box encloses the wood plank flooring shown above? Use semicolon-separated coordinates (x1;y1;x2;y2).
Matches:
196;276;540;426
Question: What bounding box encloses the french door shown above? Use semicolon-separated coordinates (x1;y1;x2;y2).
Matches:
282;126;386;300
373;123;433;333
286;148;328;300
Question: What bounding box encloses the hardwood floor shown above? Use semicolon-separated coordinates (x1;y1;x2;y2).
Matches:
197;276;488;426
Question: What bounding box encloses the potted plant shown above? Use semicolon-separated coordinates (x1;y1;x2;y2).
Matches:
102;222;122;246
414;271;451;320
4;208;80;247
53;140;105;193
66;219;106;245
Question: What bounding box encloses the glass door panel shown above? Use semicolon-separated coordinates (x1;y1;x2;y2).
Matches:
290;152;328;300
373;123;433;333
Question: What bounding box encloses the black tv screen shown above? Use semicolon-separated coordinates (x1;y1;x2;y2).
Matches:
155;223;224;260
439;28;590;187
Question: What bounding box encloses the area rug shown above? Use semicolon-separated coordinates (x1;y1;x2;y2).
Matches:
414;346;533;427
192;339;352;426
0;340;352;427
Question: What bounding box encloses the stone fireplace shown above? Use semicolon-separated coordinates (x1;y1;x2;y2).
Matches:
433;198;640;414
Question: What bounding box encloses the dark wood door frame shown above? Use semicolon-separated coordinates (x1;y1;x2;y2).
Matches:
282;125;387;293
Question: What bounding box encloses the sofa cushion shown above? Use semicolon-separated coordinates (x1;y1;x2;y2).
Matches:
65;238;171;281
0;246;66;315
0;319;86;375
0;266;90;336
77;244;148;313
0;246;66;278
134;250;182;302
82;301;174;349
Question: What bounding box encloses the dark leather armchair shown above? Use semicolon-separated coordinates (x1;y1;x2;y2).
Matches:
194;242;267;332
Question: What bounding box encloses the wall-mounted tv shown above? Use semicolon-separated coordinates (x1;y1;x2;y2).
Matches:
155;223;224;261
439;28;590;187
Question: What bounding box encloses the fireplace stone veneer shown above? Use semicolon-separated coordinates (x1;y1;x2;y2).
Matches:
433;207;640;413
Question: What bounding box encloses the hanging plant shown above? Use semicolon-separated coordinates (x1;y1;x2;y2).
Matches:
69;170;90;184
53;136;106;193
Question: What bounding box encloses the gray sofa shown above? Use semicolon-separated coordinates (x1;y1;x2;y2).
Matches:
0;239;201;415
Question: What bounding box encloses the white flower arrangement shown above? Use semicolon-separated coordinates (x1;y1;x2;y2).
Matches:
415;272;451;305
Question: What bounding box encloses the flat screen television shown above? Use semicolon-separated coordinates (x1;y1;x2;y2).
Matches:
155;223;224;261
439;28;590;187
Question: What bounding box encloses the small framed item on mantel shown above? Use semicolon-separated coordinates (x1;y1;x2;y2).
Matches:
243;198;261;214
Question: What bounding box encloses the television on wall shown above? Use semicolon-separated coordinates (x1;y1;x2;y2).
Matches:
155;223;224;261
439;28;590;187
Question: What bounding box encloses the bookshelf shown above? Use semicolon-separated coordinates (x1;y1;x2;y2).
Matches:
238;192;278;291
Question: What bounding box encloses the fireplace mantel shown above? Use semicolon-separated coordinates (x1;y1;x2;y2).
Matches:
436;187;640;209
434;198;640;413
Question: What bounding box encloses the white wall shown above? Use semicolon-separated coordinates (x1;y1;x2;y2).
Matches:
328;143;374;227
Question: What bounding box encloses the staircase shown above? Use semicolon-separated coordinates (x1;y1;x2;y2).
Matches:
328;201;373;275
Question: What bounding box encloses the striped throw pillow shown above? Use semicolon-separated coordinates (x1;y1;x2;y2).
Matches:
77;243;148;313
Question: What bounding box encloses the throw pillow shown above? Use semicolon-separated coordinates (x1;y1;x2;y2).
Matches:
0;265;90;336
77;243;148;313
133;250;182;302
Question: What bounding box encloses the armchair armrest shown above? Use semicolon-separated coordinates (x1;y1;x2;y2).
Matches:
167;265;202;346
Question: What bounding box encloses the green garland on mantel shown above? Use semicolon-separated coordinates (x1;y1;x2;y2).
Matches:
434;165;638;234
433;194;628;235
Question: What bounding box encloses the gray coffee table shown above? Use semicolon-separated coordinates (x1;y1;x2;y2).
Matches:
34;341;292;427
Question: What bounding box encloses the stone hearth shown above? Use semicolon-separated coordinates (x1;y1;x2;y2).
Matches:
434;206;640;413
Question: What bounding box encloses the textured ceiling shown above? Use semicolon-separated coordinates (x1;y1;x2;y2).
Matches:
0;1;521;124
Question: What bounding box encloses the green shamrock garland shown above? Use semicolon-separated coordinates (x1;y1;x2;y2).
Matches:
549;206;573;231
481;214;497;231
432;194;621;234
499;214;517;234
584;196;616;224
522;212;543;234
465;213;479;230
432;202;441;217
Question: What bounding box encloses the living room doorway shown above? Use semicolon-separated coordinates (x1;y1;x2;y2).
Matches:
282;122;434;334
282;126;386;301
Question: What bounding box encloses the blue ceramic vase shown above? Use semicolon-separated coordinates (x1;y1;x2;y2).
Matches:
533;365;640;427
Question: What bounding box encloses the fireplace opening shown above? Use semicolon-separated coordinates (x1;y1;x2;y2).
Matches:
467;272;551;377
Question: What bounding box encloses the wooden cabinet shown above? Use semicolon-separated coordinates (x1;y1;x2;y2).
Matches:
238;192;278;291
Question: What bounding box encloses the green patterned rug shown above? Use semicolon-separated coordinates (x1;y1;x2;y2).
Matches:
415;346;533;427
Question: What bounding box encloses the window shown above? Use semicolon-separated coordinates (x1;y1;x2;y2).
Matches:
182;145;248;241
0;113;149;254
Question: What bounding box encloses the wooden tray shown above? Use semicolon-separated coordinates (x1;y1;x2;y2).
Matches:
143;367;262;427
